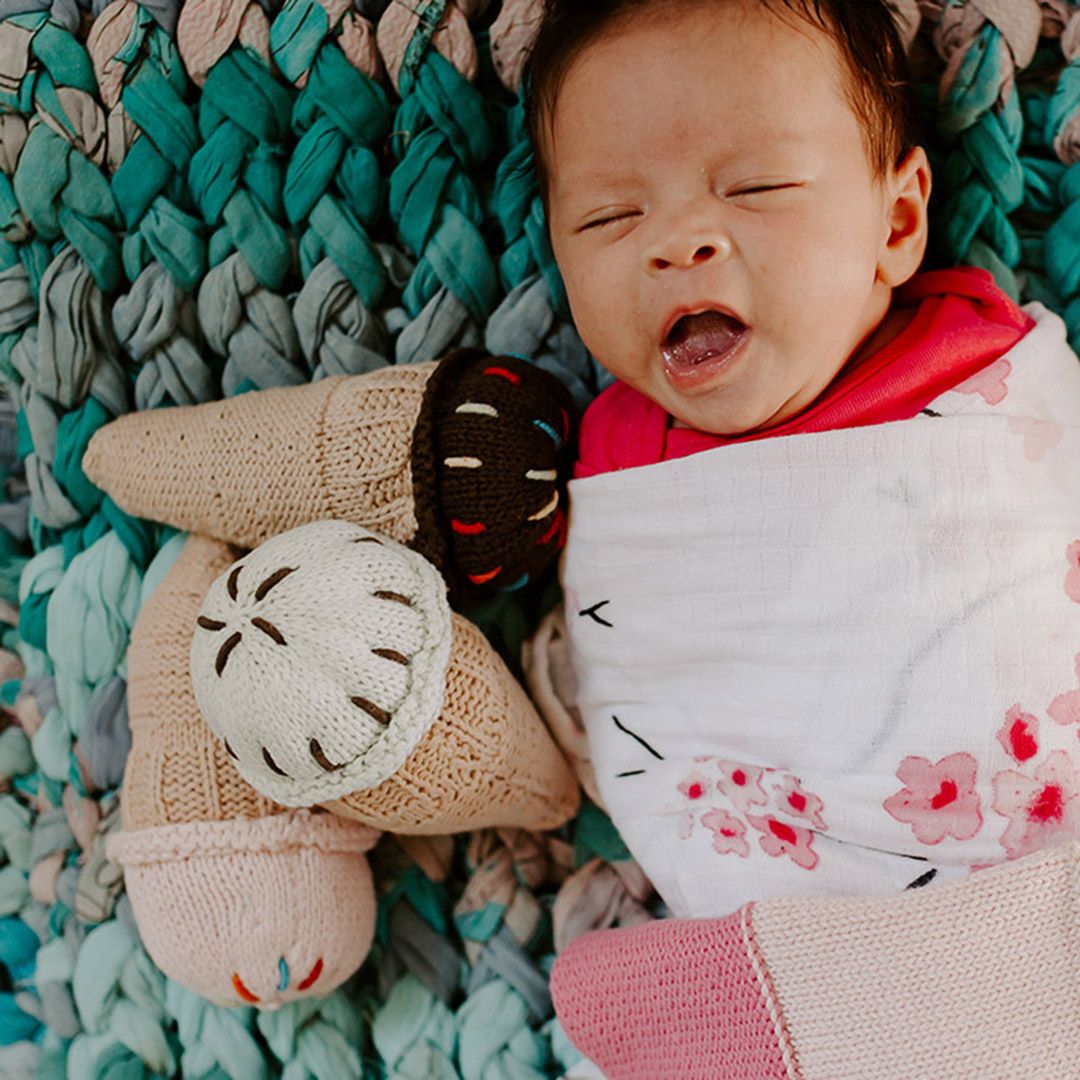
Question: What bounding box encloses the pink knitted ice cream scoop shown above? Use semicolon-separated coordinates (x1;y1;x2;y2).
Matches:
81;350;574;604
189;519;580;830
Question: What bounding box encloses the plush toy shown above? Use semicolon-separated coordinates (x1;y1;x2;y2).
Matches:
87;351;582;1006
108;532;381;1009
82;349;574;603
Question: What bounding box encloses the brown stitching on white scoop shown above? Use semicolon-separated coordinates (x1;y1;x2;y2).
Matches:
224;738;239;760
262;747;289;777
227;565;243;601
374;591;412;607
197;616;226;631
351;696;391;725
353;536;383;545
372;648;409;665
251;617;286;645
254;566;296;601
310;738;344;771
216;632;243;676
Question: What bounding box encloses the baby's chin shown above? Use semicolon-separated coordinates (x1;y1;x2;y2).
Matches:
662;387;792;438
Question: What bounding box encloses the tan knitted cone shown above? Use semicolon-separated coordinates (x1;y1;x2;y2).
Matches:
121;534;278;830
82;364;436;551
325;612;581;834
110;534;381;1008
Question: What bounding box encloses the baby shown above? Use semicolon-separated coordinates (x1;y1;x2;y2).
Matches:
525;1;1080;1076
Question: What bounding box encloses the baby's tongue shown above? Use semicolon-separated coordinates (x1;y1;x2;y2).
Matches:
662;312;746;368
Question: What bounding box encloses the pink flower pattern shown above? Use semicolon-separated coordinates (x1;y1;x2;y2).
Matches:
772;775;827;830
1006;416;1064;463
715;760;769;814
996;705;1040;763
745;814;819;870
676;772;712;802
991;750;1080;860
1066;542;1080;603
701;809;751;858
954;357;1011;405
883;753;982;845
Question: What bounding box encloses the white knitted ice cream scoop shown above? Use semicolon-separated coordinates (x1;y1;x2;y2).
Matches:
191;519;581;832
191;519;453;807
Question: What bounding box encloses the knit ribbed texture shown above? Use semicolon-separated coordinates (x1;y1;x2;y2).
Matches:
328;609;581;834
550;908;798;1080
552;843;1080;1079
110;531;382;1008
754;843;1080;1079
190;519;454;807
81;364;432;552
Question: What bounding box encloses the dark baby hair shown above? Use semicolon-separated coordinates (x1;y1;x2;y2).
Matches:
523;0;922;204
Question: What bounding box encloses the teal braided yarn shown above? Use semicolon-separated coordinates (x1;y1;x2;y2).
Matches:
1044;12;1080;348
274;0;396;377
933;8;1029;299
88;0;216;410
0;915;41;1044
383;3;499;359
2;12;122;294
179;0;306;394
490;94;566;318
0;12;128;537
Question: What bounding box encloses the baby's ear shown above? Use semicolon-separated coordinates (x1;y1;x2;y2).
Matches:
878;146;932;287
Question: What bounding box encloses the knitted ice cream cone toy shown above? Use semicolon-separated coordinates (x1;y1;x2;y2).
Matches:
108;534;381;1008
189;519;580;834
82;350;573;601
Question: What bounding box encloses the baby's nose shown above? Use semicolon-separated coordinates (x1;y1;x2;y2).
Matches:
645;227;732;273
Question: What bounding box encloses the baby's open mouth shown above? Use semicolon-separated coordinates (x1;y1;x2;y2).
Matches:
661;311;750;387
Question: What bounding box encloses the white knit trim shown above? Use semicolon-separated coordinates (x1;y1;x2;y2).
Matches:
106;810;381;867
741;903;803;1080
190;519;453;807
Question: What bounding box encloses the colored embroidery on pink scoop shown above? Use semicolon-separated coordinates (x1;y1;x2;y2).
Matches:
883;752;982;844
953;357;1011;405
996;705;1040;763
991;750;1080;859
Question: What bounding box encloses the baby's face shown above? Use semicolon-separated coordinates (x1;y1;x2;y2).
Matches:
547;3;919;435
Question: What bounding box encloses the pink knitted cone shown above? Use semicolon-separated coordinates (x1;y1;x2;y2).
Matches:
108;534;381;1008
551;842;1080;1079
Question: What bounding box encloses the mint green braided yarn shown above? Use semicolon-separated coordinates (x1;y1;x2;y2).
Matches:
457;980;549;1080
257;991;366;1080
165;981;269;1080
372;974;459;1079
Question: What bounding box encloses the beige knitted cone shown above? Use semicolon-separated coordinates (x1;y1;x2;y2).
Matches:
186;520;581;835
327;611;582;834
108;534;381;1008
82;364;434;552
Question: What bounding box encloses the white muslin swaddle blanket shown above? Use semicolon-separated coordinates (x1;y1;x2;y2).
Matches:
563;303;1080;917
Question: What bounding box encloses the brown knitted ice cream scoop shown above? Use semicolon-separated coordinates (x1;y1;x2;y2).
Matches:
189;519;580;833
81;351;574;602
